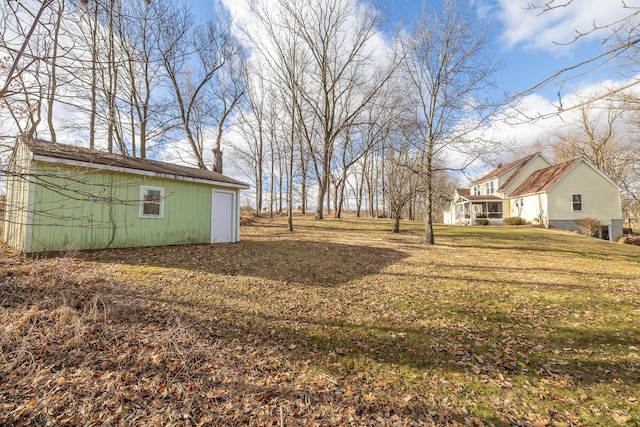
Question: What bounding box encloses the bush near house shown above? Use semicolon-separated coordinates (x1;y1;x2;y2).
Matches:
475;218;489;226
618;236;640;246
503;216;526;225
576;217;602;237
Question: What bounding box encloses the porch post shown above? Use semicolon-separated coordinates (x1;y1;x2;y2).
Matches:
469;202;475;225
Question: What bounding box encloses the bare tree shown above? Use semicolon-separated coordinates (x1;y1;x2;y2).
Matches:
522;1;640;113
1;0;59;138
247;0;312;230
402;0;499;244
269;0;398;220
210;38;245;174
0;0;55;102
548;99;640;205
384;140;421;233
115;0;167;158
333;87;401;218
156;4;241;170
233;62;268;214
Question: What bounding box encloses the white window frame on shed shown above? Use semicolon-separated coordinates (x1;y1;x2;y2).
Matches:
139;185;164;218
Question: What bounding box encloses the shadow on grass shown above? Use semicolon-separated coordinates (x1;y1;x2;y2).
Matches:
0;257;470;424
4;246;639;424
74;236;640;390
80;240;409;287
146;280;640;390
436;226;640;263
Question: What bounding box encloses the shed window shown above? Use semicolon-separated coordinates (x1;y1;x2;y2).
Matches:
140;186;164;218
572;194;582;211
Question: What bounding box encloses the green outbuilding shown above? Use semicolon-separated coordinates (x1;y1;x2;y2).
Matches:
3;136;250;253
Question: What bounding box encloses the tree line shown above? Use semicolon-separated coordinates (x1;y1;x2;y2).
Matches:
2;0;640;242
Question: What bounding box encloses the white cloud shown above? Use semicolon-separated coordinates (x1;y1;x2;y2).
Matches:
495;0;640;54
480;74;640;169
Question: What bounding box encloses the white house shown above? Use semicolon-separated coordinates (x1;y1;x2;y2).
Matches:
443;153;623;241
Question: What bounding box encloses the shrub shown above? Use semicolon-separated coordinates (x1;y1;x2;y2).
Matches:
618;236;640;246
576;218;602;237
504;217;525;226
475;219;489;226
240;205;256;216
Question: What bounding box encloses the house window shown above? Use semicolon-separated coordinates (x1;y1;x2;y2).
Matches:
472;186;479;196
485;181;495;195
572;194;582;211
140;186;164;218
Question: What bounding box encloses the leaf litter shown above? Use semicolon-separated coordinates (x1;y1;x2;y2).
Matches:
1;216;640;425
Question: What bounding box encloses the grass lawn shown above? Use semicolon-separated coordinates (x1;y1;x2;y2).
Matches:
1;216;639;425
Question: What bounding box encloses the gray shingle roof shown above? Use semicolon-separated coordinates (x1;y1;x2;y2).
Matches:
21;136;249;188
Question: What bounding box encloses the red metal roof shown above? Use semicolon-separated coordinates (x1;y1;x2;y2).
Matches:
474;153;539;184
510;159;581;196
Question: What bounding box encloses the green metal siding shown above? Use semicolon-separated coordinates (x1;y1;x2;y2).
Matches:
26;163;237;252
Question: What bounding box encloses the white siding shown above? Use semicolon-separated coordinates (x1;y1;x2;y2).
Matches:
501;155;553;196
514;193;548;225
547;162;621;224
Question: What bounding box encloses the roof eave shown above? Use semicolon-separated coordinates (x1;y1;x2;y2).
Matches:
32;154;251;189
473;153;537;184
509;190;545;198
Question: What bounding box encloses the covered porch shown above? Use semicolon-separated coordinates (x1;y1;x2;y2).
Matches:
448;190;504;225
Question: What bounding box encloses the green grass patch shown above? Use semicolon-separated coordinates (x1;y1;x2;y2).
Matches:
2;215;639;425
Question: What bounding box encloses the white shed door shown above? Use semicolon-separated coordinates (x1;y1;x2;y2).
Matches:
211;190;235;243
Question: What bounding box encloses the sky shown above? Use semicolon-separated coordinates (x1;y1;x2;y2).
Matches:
187;0;639;165
3;0;636;187
191;0;633;96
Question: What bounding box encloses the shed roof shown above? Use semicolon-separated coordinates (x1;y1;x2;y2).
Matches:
20;136;249;189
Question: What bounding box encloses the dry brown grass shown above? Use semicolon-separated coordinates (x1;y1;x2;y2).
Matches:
1;216;639;425
618;236;640;246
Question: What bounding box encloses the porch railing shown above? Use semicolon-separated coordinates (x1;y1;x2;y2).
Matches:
475;212;503;219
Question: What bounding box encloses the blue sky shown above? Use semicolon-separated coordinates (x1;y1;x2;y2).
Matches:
190;0;628;99
188;0;637;157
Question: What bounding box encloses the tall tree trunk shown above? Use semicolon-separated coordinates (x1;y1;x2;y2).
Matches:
47;0;63;143
298;140;307;214
269;132;275;218
256;122;264;215
315;149;331;219
213;148;223;173
423;153;434;244
333;179;340;218
278;149;284;212
106;0;117;153
89;0;99;149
